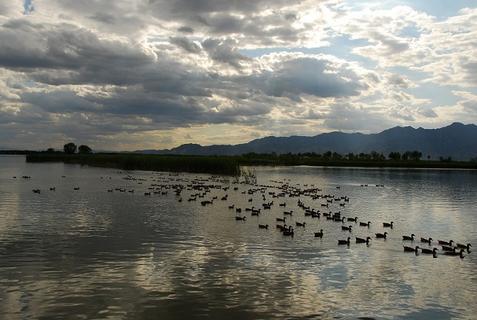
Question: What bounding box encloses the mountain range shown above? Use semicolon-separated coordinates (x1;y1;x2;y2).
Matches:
137;123;477;160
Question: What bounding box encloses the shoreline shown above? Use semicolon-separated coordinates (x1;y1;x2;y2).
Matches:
24;153;477;174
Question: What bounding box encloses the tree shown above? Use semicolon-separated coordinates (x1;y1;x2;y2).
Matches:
410;150;422;161
63;142;77;154
78;145;92;154
388;152;401;161
402;151;412;161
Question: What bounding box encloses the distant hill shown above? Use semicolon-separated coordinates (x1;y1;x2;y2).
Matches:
137;122;477;160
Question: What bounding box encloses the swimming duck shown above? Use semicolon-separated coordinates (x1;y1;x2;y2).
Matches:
383;221;393;228
341;225;352;232
443;249;465;258
420;237;432;244
402;234;415;241
441;245;455;252
421;248;438;254
314;229;324;238
283;227;294;237
437;240;454;246
338;237;351;245
403;245;419;253
258;224;268;229
359;221;371;227
356;237;371;244
456;243;471;252
347;217;358;222
376;232;388;239
235;216;246;221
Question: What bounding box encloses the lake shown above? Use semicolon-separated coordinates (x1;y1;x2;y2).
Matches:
0;155;476;319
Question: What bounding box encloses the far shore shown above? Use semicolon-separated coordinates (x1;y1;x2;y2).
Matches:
22;152;477;175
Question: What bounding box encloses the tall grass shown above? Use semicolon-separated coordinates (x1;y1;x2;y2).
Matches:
26;153;241;176
25;152;476;175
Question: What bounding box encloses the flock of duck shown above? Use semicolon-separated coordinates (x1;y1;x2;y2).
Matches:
25;172;472;259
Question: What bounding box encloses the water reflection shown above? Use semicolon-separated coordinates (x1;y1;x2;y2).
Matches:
0;156;476;319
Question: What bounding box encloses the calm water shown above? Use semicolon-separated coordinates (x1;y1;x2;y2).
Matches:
0;155;476;319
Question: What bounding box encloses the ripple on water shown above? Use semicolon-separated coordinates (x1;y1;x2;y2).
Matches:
0;158;476;319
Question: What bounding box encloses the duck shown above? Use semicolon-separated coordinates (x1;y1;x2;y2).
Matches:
235;216;246;221
314;229;324;238
276;217;286;223
383;221;394;228
283;227;294;237
402;234;415;241
295;222;306;227
228;204;235;209
420;237;432;244
283;210;293;216
403;245;420;253
441;245;455;252
359;221;371;227
356;237;371;244
347;217;358;222
437;239;454;246
376;232;388;239
338;237;351;245
421;248;438;255
341;225;352;232
235;208;242;213
455;243;471;252
443;248;465;258
258;224;268;229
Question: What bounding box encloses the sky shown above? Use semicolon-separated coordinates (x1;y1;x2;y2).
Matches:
0;1;476;151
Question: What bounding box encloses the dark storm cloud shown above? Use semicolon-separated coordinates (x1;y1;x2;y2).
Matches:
21;90;102;113
145;0;292;15
169;36;202;53
177;26;194;33
0;20;151;70
139;0;308;45
201;38;250;68
247;56;365;99
0;20;216;96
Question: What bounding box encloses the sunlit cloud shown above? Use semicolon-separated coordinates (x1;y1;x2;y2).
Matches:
0;0;475;150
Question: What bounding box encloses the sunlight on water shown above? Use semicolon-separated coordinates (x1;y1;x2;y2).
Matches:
0;156;476;319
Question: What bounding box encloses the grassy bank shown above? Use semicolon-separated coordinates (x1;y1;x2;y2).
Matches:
26;153;241;176
237;154;477;169
25;153;477;175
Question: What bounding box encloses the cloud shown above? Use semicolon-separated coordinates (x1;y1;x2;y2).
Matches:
245;53;368;100
169;36;202;54
23;0;34;15
0;1;475;150
201;38;250;68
